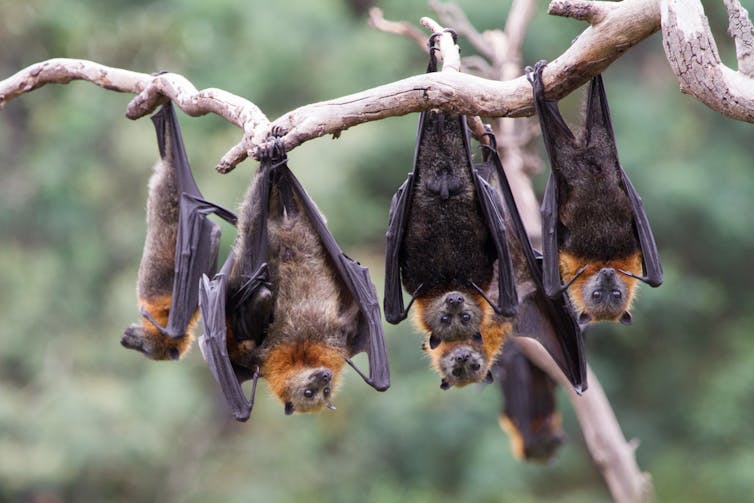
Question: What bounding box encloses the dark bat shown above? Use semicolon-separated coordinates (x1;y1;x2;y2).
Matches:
384;31;518;389
491;340;565;463
527;61;662;325
476;128;586;391
199;134;389;421
122;101;236;360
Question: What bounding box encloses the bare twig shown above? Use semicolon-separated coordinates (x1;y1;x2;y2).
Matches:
429;0;495;61
368;7;427;53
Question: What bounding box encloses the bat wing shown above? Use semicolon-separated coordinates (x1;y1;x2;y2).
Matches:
198;255;258;422
473;169;518;317
480;131;587;391
526;61;578;299
621;171;663;286
540;173;564;298
492;340;564;462
146;103;237;339
275;164;390;392
383;175;414;324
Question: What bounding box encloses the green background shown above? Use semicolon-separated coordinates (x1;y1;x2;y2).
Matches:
1;1;753;501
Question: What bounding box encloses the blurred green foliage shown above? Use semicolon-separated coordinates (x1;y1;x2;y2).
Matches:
1;0;753;501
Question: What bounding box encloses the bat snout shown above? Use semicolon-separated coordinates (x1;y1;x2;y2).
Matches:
445;292;465;308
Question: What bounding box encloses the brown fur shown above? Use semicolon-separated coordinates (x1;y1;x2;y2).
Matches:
425;306;510;387
499;412;563;462
560;251;642;321
122;152;195;360
246;188;357;413
412;291;486;338
262;341;344;413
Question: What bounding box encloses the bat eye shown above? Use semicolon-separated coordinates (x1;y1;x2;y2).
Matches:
592;291;603;301
470;362;480;371
440;315;450;325
304;389;314;398
461;313;471;323
611;290;622;299
323;387;331;398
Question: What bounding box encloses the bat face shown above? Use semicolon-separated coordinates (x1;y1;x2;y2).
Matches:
427;340;493;389
417;290;485;347
120;324;188;361
560;253;640;324
279;367;339;415
499;414;565;463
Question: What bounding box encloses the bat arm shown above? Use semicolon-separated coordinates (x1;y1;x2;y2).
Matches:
385;283;423;324
545;264;587;298
139;306;180;338
342;355;388;391
617;268;662;287
469;281;517;317
232;262;270;307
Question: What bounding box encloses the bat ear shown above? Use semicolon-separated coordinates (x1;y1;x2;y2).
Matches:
284;401;295;415
578;312;592;327
619;311;633;325
471;331;483;345
483;370;494;384
440;379;450;390
167;346;181;361
428;334;441;350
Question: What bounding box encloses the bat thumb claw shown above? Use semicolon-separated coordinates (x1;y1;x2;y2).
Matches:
326;402;337;411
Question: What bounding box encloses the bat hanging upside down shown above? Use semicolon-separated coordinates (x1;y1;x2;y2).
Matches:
527;60;663;326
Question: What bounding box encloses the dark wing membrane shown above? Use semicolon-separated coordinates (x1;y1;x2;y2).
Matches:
229;162;274;345
621;171;663;286
527;61;576;169
277;165;390;392
474;173;518;316
492;341;564;462
480;135;586;391
149;103;237;339
198;255;257;422
383;175;414;324
540;174;563;298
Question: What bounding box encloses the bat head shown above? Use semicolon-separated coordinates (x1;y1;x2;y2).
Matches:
426;340;493;389
577;267;633;324
279;367;338;415
420;290;485;345
499;414;565;463
120;323;187;361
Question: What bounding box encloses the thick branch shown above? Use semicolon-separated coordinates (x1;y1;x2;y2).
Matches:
724;0;754;77
0;0;660;172
661;0;754;122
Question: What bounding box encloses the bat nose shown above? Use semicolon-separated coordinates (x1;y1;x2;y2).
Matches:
454;350;470;363
446;293;464;306
599;267;616;279
313;369;332;384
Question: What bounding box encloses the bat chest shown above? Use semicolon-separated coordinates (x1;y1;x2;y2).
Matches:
559;180;639;260
399;185;495;293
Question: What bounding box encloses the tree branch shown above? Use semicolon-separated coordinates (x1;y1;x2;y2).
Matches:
661;0;754;122
724;0;754;77
0;0;660;173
